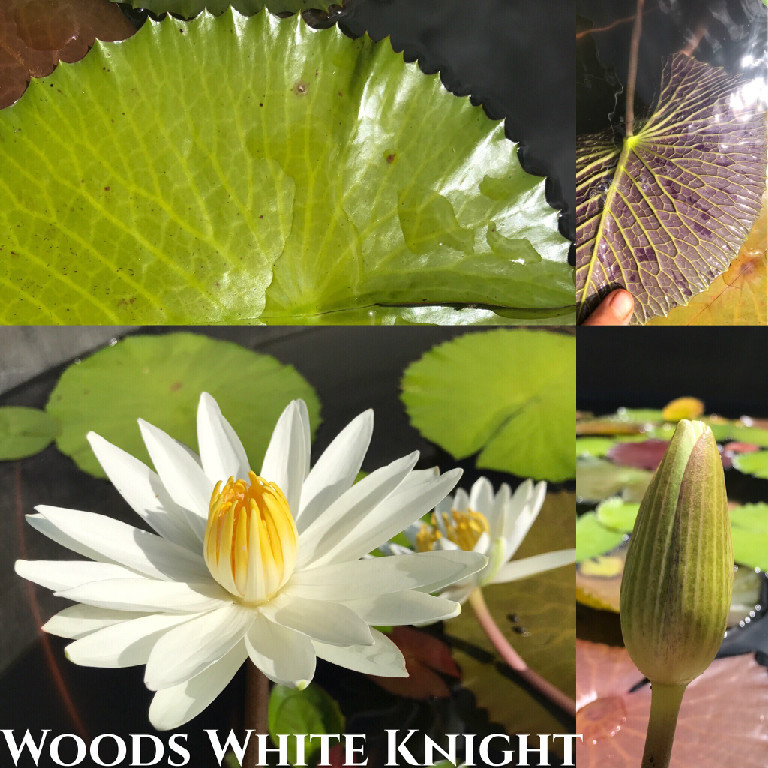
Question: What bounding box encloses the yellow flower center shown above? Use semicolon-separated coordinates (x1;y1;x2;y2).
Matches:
204;471;298;603
415;508;490;552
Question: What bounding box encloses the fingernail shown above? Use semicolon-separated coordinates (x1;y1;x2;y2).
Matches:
609;290;633;319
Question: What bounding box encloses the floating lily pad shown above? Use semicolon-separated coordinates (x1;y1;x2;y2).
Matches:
594;498;639;534
576;512;625;563
576;458;652;503
577;641;768;768
730;504;768;535
576;437;616;457
0;406;59;460
733;451;768;480
401;330;574;481
576;54;766;324
46;333;321;478
606;439;670;471
268;684;344;767
0;11;571;325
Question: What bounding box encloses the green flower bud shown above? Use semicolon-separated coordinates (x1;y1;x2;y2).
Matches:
620;419;733;686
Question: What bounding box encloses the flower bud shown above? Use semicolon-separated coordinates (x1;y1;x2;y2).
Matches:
620;420;733;686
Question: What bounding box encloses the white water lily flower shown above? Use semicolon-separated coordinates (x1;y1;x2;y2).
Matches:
15;395;485;730
384;477;575;604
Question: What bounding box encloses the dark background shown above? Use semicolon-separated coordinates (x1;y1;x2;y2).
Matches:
578;327;768;417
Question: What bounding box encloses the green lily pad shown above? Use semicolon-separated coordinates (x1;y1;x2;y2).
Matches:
0;407;59;460
0;11;571;325
731;528;768;571
594;497;639;534
730;503;768;535
576;437;616;458
576;512;625;562
268;684;344;767
576;457;652;503
726;425;768;448
575;435;645;458
401;330;574;482
733;451;768;480
46;333;321;478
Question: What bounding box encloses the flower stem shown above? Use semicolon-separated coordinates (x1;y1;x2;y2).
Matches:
243;665;270;768
468;588;575;717
641;682;686;768
625;0;646;137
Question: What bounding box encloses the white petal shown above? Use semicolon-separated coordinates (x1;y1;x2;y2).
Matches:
244;613;316;687
138;420;211;537
261;593;373;647
296;453;419;568
503;480;547;557
452;488;469;513
437;583;476;605
287;550;485;601
59;578;226;613
29;507;210;582
311;468;463;567
342;591;460;625
66;613;194;668
260;400;310;515
469;477;494;516
313;629;406;677
149;642;247;730
15;560;135;592
44;605;144;639
296;410;373;531
492;549;576;584
488;483;512;540
87;432;201;552
145;604;254;690
196;393;250;484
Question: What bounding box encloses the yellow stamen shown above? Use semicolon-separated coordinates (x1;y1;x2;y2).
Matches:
415;508;490;552
204;471;298;603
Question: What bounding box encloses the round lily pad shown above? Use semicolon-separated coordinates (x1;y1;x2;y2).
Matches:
733;451;768;480
576;512;625;563
0;406;59;460
46;333;321;478
401;330;574;481
0;10;571;324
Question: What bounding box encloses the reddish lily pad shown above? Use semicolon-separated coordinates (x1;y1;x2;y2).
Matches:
577;640;768;767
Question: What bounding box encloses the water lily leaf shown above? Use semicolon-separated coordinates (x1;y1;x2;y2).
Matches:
648;194;767;326
576;437;617;457
576;512;625;562
606;439;670;471
268;684;344;767
576;458;652;504
46;333;321;478
369;627;458;700
0;406;59;460
401;330;574;481
576;53;767;324
576;641;768;768
594;498;639;534
733;451;768;480
730;503;768;535
0;11;571;325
